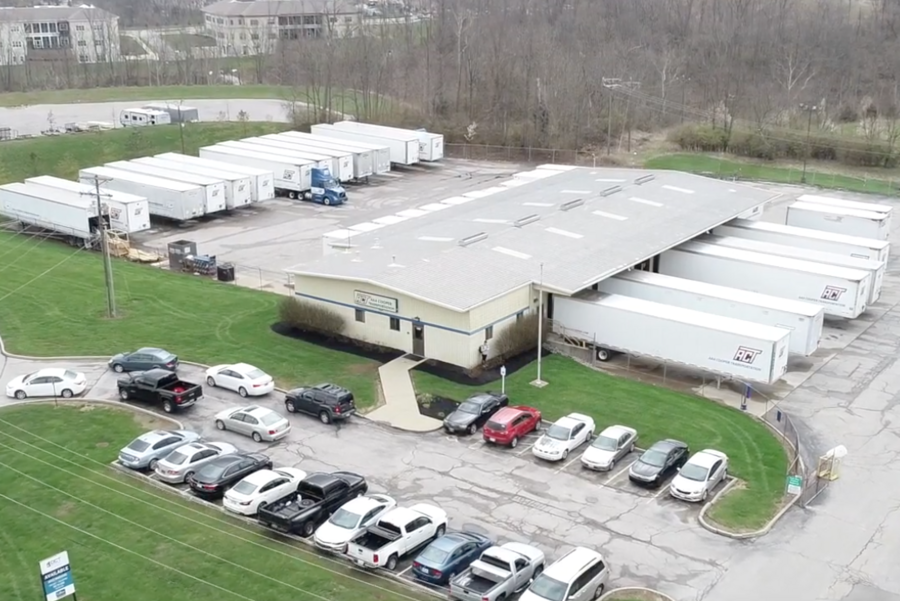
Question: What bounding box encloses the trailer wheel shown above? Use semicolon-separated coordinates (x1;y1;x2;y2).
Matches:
596;349;611;362
288;191;298;200
323;197;332;206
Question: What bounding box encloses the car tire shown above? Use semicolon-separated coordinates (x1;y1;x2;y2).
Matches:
184;471;194;483
239;387;248;398
561;449;569;460
60;389;73;398
301;521;315;537
319;411;331;424
593;584;604;599
256;502;267;514
149;458;159;471
510;436;519;448
532;564;544;579
206;377;216;387
386;554;399;571
112;363;124;373
435;524;446;538
586;430;593;442
119;389;129;401
285;400;295;413
216;419;226;430
702;490;709;502
467;423;477;435
162;400;174;414
14;390;26;400
252;431;262;443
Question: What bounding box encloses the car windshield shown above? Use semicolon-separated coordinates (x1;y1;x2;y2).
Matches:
418;546;449;564
260;413;282;426
485;420;506;431
641;449;669;467
528;574;568;601
457;402;480;414
247;368;266;379
231;480;258;495
546;424;571;440
64;370;78;379
592;435;619;451
328;508;362;529
680;463;709;482
127;439;151;452
166;450;188;465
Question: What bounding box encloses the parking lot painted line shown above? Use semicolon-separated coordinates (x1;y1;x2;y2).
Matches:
514;443;537;456
647;485;671;502
556;454;585;474
397;565;414;576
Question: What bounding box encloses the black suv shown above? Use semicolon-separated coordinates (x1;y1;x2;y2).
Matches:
284;383;356;424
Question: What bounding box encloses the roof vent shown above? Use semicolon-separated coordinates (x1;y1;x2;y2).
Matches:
634;174;655;185
458;232;488;247
514;214;541;227
560;198;585;211
600;185;622;197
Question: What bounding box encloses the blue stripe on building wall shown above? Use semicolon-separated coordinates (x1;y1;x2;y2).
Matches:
293;291;529;336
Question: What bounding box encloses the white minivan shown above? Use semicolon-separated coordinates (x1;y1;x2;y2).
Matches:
519;547;610;601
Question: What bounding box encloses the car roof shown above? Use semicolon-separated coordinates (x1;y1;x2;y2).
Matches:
137;347;166;354
341;495;386;513
650;439;687;452
178;442;209;453
489;407;523;424
431;532;474;550
382;506;422;524
555;416;585;429
243;405;275;417
688;449;727;468
466;393;496;404
34;367;72;378
544;547;604;579
241;469;279;485
314;383;349;394
599;425;635;439
231;363;260;373
139;430;173;442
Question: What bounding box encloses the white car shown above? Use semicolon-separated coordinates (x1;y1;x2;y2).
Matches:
581;425;638;471
5;368;87;400
223;467;307;515
313;494;397;552
205;363;274;397
154;441;238;484
214;405;292;442
669;449;729;502
532;413;595;462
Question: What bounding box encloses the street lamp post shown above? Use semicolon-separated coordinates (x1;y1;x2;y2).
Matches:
800;103;818;184
531;263;547;388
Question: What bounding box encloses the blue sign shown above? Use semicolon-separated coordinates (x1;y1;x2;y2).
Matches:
39;551;75;601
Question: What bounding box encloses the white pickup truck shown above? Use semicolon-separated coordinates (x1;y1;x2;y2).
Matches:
345;503;448;570
449;543;546;601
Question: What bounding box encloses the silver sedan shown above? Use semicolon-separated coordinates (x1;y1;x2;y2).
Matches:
214;405;292;443
154;441;238;484
118;429;201;471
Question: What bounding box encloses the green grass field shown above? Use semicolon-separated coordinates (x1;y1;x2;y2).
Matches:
414;358;787;530
645;153;900;196
0;404;428;601
0;122;288;185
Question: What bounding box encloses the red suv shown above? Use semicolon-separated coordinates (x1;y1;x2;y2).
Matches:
482;405;542;448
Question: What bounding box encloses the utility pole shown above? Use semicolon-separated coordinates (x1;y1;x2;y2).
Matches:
602;77;641;156
83;176;117;318
178;99;186;154
799;103;818;184
531;262;547;389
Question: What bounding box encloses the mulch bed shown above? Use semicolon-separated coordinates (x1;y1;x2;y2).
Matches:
414;348;552;385
270;322;404;363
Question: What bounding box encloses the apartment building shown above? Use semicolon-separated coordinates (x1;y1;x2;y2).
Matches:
202;0;361;56
0;5;120;66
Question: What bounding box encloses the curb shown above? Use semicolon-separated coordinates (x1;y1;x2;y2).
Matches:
599;586;676;601
0;397;185;429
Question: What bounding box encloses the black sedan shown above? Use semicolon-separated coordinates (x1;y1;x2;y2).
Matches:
109;347;178;373
443;392;509;435
188;453;273;499
628;439;689;487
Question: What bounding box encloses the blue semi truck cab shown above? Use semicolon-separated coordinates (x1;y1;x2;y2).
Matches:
305;168;347;206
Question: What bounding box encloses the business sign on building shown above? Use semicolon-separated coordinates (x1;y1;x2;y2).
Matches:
354;290;398;313
39;551;76;601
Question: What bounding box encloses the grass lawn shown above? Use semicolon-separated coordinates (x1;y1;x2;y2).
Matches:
0;404;427;601
0;122;288;185
645;153;900;196
0;232;381;407
163;33;218;48
413;356;787;531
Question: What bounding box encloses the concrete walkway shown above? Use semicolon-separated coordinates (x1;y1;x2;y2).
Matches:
368;355;443;432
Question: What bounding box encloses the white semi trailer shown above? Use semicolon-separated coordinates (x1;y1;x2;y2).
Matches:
129;157;253;209
216;140;328;172
311;123;418;166
699;234;886;305
597;270;824;356
272;131;375;178
78;166;206;221
105;160;227;214
551;291;791;384
154;153;275;202
198;145;312;198
281;130;390;175
798;194;893;230
329;120;444;161
242;136;354;182
786;201;891;240
714;218;890;263
24;175;151;233
0;182;99;244
659;241;872;319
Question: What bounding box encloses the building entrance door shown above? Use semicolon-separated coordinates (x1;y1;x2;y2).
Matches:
412;322;425;356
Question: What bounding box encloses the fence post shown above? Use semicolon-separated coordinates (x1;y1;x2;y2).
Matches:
258;267;263;289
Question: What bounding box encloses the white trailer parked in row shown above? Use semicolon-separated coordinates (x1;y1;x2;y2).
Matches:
798;194;893;229
714;218;890;263
311;123;418;166
154;153;275;202
551;291;791;384
280;130;390;175
272;131;376;179
660;241;871;319
245;135;354;182
198;145;313;199
786;201;891;241
105;160;227;214
130;157;253;209
597;270;824;356
78;166;206;221
216;140;327;172
0;182;99;243
330;120;444;161
24;175;151;233
700;234;886;305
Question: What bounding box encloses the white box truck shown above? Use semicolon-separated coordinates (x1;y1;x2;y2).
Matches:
798;194;893;230
24;175;151;234
786;201;890;240
0;182;98;243
242;136;353;182
715;218;890;263
105;160;227;215
598;270;824;356
700;234;886;305
129;157;253;209
551;291;790;384
273;131;375;179
660;241;871;319
285;130;390;175
311;123;418;166
78;166;206;221
154;153;275;202
330;120;444;161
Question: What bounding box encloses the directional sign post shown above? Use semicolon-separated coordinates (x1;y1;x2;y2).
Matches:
786;475;803;496
500;365;507;395
39;551;76;601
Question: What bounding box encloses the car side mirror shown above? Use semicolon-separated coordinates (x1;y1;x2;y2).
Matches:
676;467;681;472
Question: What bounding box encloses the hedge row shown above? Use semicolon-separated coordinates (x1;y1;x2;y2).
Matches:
669;124;899;168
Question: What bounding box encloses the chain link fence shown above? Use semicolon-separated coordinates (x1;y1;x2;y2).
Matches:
445;143;617;167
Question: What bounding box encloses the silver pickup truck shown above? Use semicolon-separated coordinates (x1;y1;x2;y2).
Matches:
449;543;545;601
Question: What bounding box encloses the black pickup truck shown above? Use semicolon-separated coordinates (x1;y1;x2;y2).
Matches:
117;369;203;414
257;471;367;537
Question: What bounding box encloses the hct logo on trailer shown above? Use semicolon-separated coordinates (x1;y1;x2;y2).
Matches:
734;347;762;364
821;286;846;301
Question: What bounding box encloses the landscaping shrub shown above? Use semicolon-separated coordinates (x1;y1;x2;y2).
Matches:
278;297;346;338
488;314;547;367
668;124;729;152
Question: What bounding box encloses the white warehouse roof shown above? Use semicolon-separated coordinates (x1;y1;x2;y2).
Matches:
287;167;780;311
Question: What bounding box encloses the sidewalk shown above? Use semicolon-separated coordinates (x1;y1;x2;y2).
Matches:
367;355;443;432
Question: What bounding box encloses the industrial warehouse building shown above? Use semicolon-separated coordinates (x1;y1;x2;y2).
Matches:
286;166;779;369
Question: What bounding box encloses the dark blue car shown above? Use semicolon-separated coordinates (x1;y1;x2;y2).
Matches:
411;531;493;586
